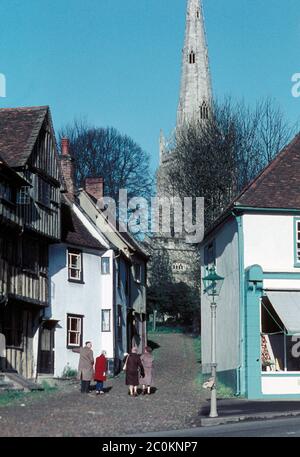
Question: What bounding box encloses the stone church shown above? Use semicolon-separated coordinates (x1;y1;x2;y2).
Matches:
146;0;212;313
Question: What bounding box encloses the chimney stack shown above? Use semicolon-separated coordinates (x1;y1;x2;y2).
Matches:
60;137;75;198
84;177;104;202
61;137;70;156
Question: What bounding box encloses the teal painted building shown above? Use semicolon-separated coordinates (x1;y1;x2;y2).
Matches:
201;134;300;398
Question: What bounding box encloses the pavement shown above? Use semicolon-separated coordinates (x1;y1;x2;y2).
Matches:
196;398;300;427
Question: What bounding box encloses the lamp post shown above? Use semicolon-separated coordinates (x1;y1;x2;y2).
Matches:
202;265;224;418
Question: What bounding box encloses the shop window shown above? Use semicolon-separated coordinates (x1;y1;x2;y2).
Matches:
261;297;300;372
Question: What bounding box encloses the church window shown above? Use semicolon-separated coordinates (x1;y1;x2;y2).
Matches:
189;51;196;64
197;9;200;18
200;101;209;120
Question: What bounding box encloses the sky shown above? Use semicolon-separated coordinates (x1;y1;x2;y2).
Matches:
0;0;300;172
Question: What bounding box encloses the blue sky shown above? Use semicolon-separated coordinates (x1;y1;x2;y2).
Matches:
0;0;300;171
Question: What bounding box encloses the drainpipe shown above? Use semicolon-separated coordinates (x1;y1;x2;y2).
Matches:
235;213;245;396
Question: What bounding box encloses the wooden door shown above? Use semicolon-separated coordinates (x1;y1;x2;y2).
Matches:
38;322;55;374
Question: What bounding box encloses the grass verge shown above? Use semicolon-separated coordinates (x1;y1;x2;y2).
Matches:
192;336;235;399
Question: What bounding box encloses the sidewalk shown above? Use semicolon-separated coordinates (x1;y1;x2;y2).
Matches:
195;398;300;427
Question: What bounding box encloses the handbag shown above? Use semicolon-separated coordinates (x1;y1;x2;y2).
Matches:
123;355;129;371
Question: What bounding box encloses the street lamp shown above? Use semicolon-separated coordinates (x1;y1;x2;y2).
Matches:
202;265;224;418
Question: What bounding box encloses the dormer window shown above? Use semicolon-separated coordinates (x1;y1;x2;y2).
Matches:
200;101;209;120
189;51;196;64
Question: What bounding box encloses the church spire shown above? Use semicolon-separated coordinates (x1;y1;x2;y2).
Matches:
176;0;212;130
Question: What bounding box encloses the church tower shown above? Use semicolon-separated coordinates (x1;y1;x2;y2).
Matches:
176;0;212;130
159;0;212;167
146;0;212;300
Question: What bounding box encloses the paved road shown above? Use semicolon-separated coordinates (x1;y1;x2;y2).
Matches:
0;333;202;437
133;416;300;437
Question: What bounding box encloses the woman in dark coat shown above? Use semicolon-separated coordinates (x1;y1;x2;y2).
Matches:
94;350;107;395
125;347;144;396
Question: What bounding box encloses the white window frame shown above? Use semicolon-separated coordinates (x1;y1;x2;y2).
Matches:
68;250;82;281
294;218;300;267
67;315;82;348
101;309;111;332
101;257;110;275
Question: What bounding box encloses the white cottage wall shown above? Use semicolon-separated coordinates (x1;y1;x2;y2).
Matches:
243;214;295;272
99;250;114;360
49;244;103;378
201;218;240;375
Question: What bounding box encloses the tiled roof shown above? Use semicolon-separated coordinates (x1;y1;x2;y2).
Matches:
61;200;105;251
85;191;149;259
234;133;300;209
0;106;49;167
203;133;300;240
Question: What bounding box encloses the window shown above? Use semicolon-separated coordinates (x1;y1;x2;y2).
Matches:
204;240;216;266
67;314;83;348
68;249;83;282
22;237;39;273
117;260;121;289
0;180;14;203
133;263;142;283
200;101;209;120
125;267;129;296
17;186;30;205
0;305;23;348
101;309;111;332
294;218;300;266
117;305;122;341
189;51;195;64
101;257;110;275
37;177;50;207
261;297;300;372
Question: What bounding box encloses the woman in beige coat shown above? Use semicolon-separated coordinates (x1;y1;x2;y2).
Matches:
73;341;94;393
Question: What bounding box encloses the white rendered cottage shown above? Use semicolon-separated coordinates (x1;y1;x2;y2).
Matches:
77;178;149;370
201;133;300;399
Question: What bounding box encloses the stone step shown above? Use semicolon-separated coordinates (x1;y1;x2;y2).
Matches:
0;386;24;392
2;372;43;392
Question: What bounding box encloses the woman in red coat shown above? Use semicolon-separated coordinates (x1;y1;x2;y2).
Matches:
94;350;107;395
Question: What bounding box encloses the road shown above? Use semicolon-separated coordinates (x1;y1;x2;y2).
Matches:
0;333;203;437
134;416;300;437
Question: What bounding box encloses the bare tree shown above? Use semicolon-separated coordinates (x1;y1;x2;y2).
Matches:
163;97;298;227
58;119;154;202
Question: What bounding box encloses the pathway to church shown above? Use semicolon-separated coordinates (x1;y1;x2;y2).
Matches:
0;333;204;437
